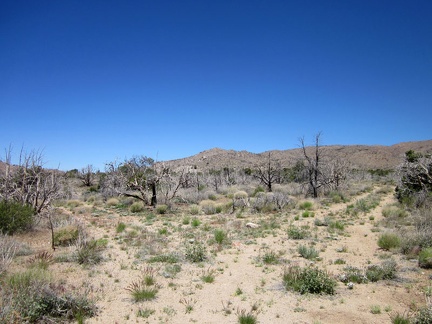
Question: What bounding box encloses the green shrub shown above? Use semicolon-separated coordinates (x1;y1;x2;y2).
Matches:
214;229;228;245
116;222;126;233
390;312;411;324
261;250;279;264
189;205;200;215
191;218;201;227
283;265;336;295
299;201;313;210
147;253;179;264
0;200;34;234
297;245;319;260
237;309;258;324
287;225;308;240
54;225;79;246
130;202;144;213
156;204;168;214
418;248;432;268
75;239;105;265
378;233;401;250
1;268;96;322
415;306;432;324
185;242;207;263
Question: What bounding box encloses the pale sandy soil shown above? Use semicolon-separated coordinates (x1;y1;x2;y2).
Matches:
13;187;431;324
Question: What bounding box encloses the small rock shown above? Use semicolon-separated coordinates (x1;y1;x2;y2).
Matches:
188;239;195;244
246;222;260;228
347;282;354;289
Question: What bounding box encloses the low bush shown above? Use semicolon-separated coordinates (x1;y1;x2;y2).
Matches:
200;200;216;215
378;233;401;250
287;225;309;240
0;233;18;275
283;265;336;295
185;242;207;263
297;245;319;260
54;225;79;246
130;202;145;213
0;268;96;322
415;306;432;324
156;204;168;214
0;200;34;234
418;248;432;269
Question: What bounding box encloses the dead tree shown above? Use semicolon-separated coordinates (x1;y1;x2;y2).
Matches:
78;164;96;187
0;147;62;215
300;133;324;198
253;152;280;192
103;156;169;207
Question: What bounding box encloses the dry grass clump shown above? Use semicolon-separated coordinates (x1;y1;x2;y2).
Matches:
200;200;216;215
106;198;120;207
0;233;18;275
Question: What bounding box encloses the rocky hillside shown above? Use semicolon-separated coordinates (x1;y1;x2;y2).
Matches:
164;140;432;171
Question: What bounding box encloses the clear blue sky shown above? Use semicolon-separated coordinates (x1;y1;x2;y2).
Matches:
1;1;431;170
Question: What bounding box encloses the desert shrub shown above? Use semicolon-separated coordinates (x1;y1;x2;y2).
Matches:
237;308;258;324
297;245;319;260
130;202;145;213
54;225;79;246
0;233;18;275
147;253;179;264
378;232;401;250
28;251;53;270
116;222;127;233
287;225;308;240
283;265;336;295
214;229;228;245
189;204;200;215
261;250;279;264
191;218;201;227
299;201;313;210
339;266;368;284
0;268;96;322
75;239;105;265
156;204;168;214
106;198;120;207
418;248;432;269
390;312;411;324
0;200;34;234
200;200;216;215
207;191;218;201
126;278;158;302
252;185;265;197
328;191;348;204
185;242;207;263
234;191;248;199
66;199;83;208
302;210;315;218
382;205;408;218
415;306;432;324
328;219;345;231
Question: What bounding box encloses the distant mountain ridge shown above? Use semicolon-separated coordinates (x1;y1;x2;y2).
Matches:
164;140;432;171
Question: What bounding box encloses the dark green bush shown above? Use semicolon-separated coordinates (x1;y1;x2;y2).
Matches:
418;248;432;269
378;233;401;250
283;265;336;295
0;200;34;234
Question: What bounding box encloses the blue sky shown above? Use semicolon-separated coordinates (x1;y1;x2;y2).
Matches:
1;1;431;170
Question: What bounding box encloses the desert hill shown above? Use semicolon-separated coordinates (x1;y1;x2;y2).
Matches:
164;140;432;171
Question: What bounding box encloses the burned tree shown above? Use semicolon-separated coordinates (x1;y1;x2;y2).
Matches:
396;150;432;206
78;164;96;187
253;152;281;192
0;147;62;215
